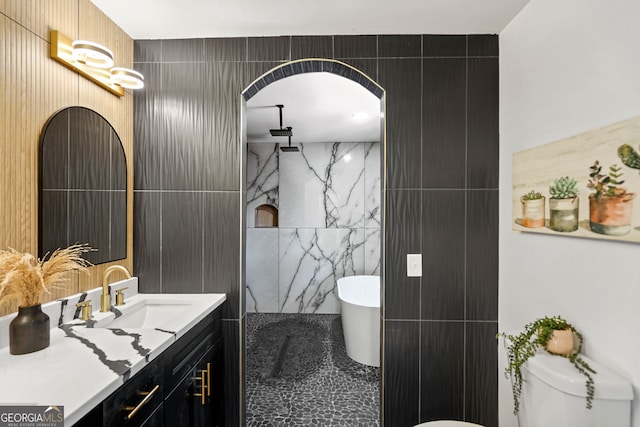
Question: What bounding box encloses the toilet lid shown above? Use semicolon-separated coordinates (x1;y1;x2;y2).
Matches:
414;421;485;427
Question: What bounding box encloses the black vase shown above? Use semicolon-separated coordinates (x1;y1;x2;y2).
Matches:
9;304;50;355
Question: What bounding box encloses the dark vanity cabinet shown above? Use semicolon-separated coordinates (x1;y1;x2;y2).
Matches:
163;307;223;427
73;307;223;427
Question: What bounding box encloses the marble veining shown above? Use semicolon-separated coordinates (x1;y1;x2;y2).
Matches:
109;328;151;358
59;324;133;376
280;142;365;229
247;144;279;228
279;228;364;313
364;142;381;229
246;141;380;314
57;299;68;327
0;281;226;426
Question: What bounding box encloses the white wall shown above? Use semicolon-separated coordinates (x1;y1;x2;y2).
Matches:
499;0;640;426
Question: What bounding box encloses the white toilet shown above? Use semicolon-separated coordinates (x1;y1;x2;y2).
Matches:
415;351;633;427
518;352;632;427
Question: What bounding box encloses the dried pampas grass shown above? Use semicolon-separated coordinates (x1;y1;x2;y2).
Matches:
0;244;93;308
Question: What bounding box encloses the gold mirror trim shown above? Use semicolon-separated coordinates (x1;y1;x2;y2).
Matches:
50;30;124;97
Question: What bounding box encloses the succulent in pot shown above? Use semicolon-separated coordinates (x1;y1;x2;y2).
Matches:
587;161;635;236
497;316;596;416
548;176;579;232
520;190;545;228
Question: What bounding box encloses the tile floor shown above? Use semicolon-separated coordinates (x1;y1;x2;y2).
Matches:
246;313;380;426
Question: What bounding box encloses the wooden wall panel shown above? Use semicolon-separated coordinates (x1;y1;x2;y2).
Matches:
0;0;134;316
2;0;78;41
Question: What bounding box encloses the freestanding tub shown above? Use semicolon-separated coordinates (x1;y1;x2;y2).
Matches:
337;275;380;367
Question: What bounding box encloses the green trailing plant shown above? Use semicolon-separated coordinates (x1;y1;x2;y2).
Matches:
497;316;596;416
549;176;579;199
521;190;543;201
588;161;626;198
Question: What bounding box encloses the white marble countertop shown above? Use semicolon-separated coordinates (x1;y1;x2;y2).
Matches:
0;278;226;426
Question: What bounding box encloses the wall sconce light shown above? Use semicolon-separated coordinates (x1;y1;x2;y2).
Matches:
110;67;144;89
50;30;144;97
71;40;114;69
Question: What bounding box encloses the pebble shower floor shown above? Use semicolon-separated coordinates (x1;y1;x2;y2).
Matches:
246;313;380;426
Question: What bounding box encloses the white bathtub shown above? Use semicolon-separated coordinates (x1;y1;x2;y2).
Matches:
336;275;380;367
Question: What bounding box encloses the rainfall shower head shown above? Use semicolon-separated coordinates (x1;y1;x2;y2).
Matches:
280;134;299;152
270;104;293;137
271;126;293;137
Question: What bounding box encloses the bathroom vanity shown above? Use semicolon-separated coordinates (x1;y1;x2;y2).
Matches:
0;278;226;426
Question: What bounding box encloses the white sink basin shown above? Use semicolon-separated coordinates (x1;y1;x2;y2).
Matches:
103;300;191;329
91;294;219;331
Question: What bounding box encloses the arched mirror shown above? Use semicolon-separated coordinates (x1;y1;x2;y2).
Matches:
242;60;384;424
39;106;127;265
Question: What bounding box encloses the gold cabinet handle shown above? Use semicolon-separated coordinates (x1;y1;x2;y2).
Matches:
193;366;209;405
207;363;211;397
124;384;160;420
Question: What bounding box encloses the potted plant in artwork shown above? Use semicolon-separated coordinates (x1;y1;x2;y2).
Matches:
548;176;579;232
0;244;91;355
497;316;596;416
587;161;636;236
618;144;640;174
520;190;545;228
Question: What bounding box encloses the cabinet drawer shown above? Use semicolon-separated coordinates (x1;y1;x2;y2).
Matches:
164;309;221;393
103;356;164;427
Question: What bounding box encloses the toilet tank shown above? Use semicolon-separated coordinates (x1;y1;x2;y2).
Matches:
518;352;633;427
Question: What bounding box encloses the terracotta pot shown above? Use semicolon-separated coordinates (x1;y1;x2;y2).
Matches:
544;328;574;355
549;197;579;232
589;193;635;236
521;196;545;228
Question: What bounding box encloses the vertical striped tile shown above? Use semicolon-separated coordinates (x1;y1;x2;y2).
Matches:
291;36;334;60
423;35;467;57
248;36;290;61
466;190;498;321
133;63;162;190
465;322;498;427
422;58;466;189
162;38;205;62
384;320;420;426
379;35;421;58
161;192;203;293
133;191;161;292
378;59;422;189
420;321;464;422
334;35;377;59
203;62;242;191
205;37;247;62
160;63;205;191
467;58;499;189
385;190;421;320
421;190;465;320
204;191;241;320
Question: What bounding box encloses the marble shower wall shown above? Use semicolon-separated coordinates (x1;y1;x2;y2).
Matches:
246;141;380;313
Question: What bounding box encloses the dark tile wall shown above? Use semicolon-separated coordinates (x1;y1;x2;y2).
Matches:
133;34;498;427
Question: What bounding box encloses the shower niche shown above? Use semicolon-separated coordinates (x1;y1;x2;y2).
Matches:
255;204;278;227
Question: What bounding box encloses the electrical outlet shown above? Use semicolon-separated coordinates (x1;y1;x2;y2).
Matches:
407;254;422;277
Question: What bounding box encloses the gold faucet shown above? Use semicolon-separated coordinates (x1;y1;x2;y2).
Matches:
101;265;131;312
